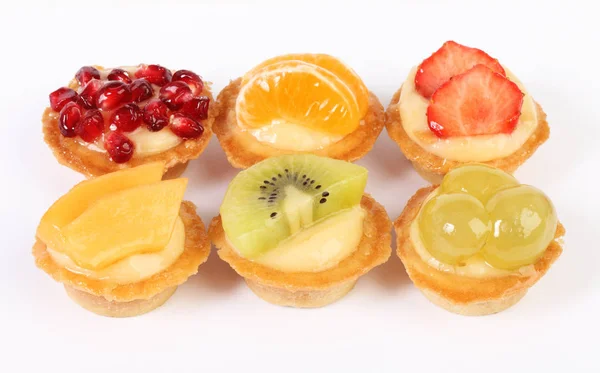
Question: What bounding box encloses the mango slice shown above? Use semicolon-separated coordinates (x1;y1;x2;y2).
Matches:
60;178;188;270
37;162;165;251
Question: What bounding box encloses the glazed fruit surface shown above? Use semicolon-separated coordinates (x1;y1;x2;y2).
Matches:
220;154;367;258
36;162;187;270
47;65;210;163
236;54;369;137
413;41;524;139
418;164;558;270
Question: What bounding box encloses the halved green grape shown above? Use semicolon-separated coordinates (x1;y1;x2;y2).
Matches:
483;185;558;270
418;193;491;265
440;164;519;203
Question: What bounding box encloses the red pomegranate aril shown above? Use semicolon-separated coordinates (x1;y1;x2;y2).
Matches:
95;81;132;111
75;66;101;86
58;102;82;137
130;79;153;103
110;103;142;132
78;79;103;109
170;113;204;139
143;99;170;132
76;109;104;142
49;87;78;112
104;131;134;163
172;69;204;95
107;68;133;84
159;81;192;110
180;96;210;120
134;64;172;86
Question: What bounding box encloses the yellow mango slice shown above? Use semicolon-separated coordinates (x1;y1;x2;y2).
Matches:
60;178;188;270
37;162;165;251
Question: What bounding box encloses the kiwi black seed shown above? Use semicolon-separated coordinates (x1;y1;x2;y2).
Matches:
255;168;332;218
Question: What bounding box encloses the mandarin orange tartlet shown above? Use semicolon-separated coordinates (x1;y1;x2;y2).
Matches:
386;41;549;183
214;54;385;168
395;164;564;316
209;154;391;307
33;162;210;317
44;65;217;179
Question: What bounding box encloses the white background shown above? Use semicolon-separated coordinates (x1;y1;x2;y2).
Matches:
1;0;599;372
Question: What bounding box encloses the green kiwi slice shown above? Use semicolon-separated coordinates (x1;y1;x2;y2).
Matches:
220;154;368;259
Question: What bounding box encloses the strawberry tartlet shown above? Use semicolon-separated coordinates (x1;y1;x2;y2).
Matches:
43;64;216;178
385;41;549;183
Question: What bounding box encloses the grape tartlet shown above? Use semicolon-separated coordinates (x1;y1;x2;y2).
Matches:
385;41;549;183
43;64;216;179
395;164;564;316
32;163;211;317
209;154;391;308
214;54;385;168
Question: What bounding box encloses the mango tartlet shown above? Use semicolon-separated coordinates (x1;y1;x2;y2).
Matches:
395;164;564;316
385;41;549;183
32;162;210;317
209;154;391;308
43;64;217;179
214;54;385;168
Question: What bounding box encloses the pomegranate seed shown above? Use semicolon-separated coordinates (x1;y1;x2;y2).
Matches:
130;79;153;102
170;113;204;139
58;102;82;137
143;99;170;132
134;64;172;86
159;81;192;110
95;81;131;111
172;69;204;95
180;96;210;120
78;80;103;109
107;68;132;84
76;109;104;142
49;87;78;112
75;66;100;86
110;103;142;132
104;131;134;163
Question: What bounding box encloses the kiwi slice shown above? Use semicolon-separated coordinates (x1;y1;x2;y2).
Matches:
220;154;368;259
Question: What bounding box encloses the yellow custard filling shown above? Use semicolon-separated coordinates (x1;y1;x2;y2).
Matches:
234;206;365;273
410;190;535;278
399;66;538;162
246;122;343;152
46;216;186;285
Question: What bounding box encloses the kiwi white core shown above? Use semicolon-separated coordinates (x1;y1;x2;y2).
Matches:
283;186;314;234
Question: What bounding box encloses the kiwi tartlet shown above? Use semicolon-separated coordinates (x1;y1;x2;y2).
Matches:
209;154;392;308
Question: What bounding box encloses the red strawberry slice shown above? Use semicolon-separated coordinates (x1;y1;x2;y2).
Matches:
415;41;506;98
426;64;524;138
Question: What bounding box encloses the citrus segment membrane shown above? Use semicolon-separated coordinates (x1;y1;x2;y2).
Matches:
236;54;369;137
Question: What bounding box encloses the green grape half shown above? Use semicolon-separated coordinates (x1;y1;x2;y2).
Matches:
440;164;519;203
483;185;558;270
418;193;491;265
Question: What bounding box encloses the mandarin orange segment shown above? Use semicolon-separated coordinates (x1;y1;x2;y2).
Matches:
236;54;369;136
242;53;369;116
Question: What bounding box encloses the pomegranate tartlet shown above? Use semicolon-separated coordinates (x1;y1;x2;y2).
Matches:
385;41;549;183
214;54;385;168
33;162;211;317
43;64;216;178
395;165;564;316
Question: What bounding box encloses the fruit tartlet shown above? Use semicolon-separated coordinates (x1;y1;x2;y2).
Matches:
395;164;564;316
43;64;216;179
214;54;385;168
386;41;549;183
32;162;210;317
209;154;391;308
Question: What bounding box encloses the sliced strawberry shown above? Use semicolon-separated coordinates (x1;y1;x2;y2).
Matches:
426;65;524;138
415;41;505;98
